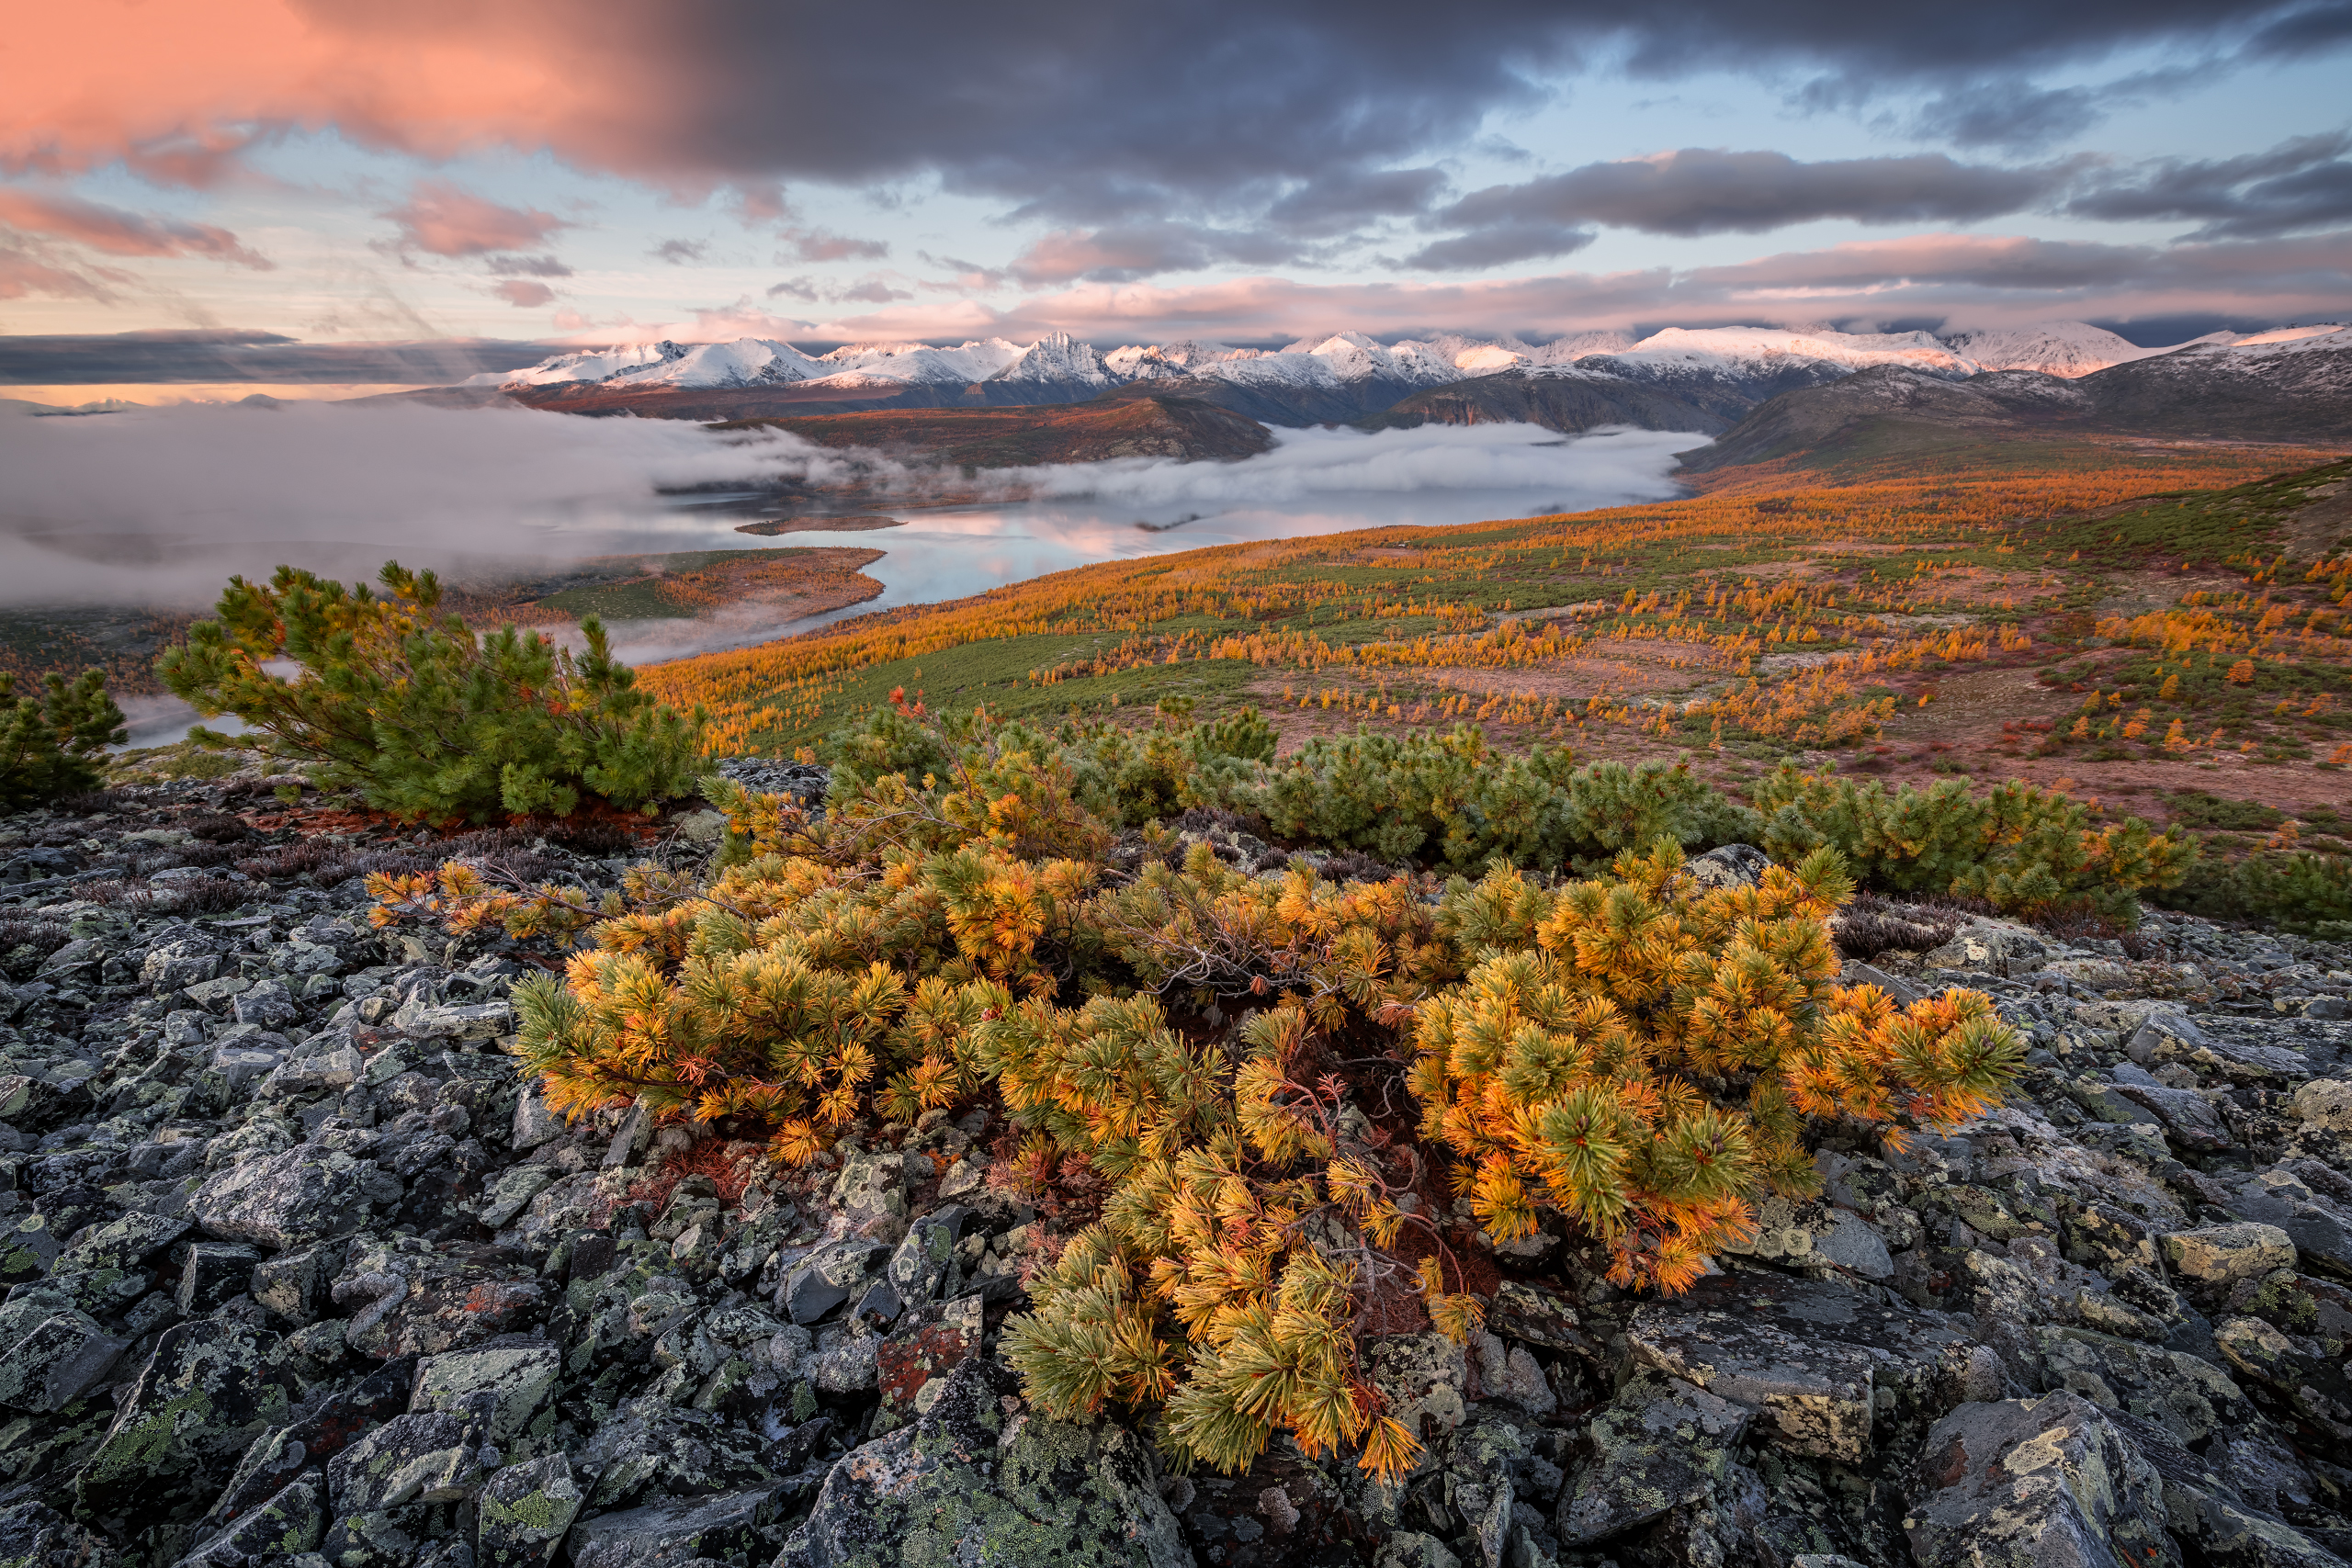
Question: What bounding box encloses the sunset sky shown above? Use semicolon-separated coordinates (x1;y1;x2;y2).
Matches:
3;0;2349;394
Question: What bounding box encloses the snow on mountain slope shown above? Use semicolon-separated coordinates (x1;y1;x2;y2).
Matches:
987;331;1114;389
483;339;822;389
1614;326;1977;378
2205;324;2351;350
817;339;1027;383
1527;330;1638;363
1942;321;2163;378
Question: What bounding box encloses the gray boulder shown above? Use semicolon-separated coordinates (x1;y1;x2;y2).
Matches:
1626;1270;1995;1461
0;1296;124;1413
74;1320;296;1517
776;1356;1193;1568
568;1489;779;1568
2033;1326;2248;1446
1905;1394;2177;1568
1558;1372;1751;1547
476;1452;585;1568
192;1140;382;1249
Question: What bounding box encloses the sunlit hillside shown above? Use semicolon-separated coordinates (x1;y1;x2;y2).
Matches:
641;441;2351;806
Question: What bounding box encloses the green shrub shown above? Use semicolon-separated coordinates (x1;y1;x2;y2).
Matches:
1753;763;2195;922
0;669;126;813
2154;850;2352;938
159;562;708;822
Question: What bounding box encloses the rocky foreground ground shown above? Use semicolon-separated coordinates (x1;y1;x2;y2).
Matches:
0;760;2346;1568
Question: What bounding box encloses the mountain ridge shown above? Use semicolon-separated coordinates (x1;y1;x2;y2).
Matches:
488;320;2346;435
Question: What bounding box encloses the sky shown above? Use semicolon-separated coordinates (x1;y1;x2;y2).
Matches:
4;0;2351;399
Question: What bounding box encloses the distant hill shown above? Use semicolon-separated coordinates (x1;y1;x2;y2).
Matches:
1680;328;2352;472
708;385;1275;467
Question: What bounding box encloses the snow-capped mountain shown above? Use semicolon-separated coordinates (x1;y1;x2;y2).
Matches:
482;320;2352;434
492;338;828;389
983;331;1116;392
1941;321;2165;378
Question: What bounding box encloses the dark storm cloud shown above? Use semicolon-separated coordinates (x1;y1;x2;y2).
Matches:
484;254;573;276
1261;167;1449;236
0;330;558;385
2066;132;2352;239
1404;224;1597;273
602;0;2347;221
36;2;2346;243
1415;150;2071;269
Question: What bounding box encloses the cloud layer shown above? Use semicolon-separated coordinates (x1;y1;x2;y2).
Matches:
8;1;2344;234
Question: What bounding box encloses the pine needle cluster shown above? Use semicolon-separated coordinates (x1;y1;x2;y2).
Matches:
158;561;708;821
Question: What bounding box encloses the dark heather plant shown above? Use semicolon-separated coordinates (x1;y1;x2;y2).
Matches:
384;698;2026;1486
159;561;708;821
0;668;127;812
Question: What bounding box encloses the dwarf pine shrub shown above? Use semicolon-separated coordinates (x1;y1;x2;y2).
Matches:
387;704;2029;1485
1753;762;2195;922
159;562;707;822
0;668;126;812
2156;848;2352;939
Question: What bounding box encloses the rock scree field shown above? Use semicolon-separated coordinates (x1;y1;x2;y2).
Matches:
0;429;2347;1568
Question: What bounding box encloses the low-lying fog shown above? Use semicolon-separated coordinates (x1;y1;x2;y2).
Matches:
4;400;1706;746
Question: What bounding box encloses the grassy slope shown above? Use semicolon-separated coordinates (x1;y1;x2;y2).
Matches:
639;435;2352;859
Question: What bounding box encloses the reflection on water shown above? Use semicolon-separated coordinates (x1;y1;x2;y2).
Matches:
113;423;1703;748
618;423;1704;653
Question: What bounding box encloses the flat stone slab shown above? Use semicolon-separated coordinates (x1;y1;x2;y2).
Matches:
1627;1271;1991;1461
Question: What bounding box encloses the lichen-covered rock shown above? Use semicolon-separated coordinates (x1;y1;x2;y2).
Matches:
575;1396;776;1510
0;1499;110;1568
0;1213;62;1287
2165;1222;2299;1285
1558;1372;1751;1548
1627;1271;1991;1461
179;1474;324;1568
781;1239;887;1325
409;1342;559;1443
873;1295;982;1433
1372;1533;1460;1568
325;1411;488;1513
2213;1316;2352;1438
191;1140;380;1250
2221;1168;2352;1277
1905;1394;2178;1568
1362;1333;1468;1482
2033;1326;2248;1446
1442;1404;1549;1568
828;1150;909;1240
178;1242;264;1315
204;1354;417;1532
250;1239;343;1325
475;1451;584;1568
567;1488;779;1568
74;1320;296;1519
1469;1331;1554;1418
775;1356;1193;1568
0;1295;124;1413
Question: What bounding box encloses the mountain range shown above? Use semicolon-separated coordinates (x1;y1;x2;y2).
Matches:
481;320;2352;444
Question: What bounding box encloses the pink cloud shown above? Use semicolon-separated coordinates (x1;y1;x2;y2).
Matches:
0;188;271;267
491;278;557;307
0;238;129;300
784;230;2352;342
379;180;570;258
